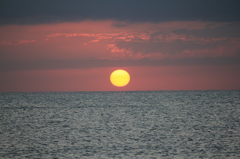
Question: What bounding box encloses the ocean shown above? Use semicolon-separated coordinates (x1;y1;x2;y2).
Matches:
0;91;240;159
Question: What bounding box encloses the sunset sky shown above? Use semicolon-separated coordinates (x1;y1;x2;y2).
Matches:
1;0;240;92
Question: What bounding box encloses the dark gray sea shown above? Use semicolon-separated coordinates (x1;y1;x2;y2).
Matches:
0;91;240;159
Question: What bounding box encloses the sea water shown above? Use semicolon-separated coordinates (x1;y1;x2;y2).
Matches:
0;91;239;159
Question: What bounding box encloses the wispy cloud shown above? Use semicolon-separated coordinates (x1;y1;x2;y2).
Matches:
0;20;239;71
0;39;35;45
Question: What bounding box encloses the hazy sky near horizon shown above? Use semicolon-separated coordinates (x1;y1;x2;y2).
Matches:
1;0;240;92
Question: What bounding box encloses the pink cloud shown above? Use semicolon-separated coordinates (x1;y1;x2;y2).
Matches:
0;20;239;63
90;39;100;43
107;44;133;59
47;32;150;43
0;40;35;45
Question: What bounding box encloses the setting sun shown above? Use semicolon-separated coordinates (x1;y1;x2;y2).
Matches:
110;69;130;87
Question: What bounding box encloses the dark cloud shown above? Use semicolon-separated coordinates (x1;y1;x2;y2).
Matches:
173;23;240;38
1;0;240;25
116;39;225;55
1;56;239;72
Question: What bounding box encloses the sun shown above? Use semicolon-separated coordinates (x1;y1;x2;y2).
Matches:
110;69;130;87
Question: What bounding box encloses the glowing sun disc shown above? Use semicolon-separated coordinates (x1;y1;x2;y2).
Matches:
110;69;130;87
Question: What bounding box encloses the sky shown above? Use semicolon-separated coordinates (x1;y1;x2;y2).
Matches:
0;0;240;92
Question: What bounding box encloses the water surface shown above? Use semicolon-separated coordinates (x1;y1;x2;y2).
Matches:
0;91;240;158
